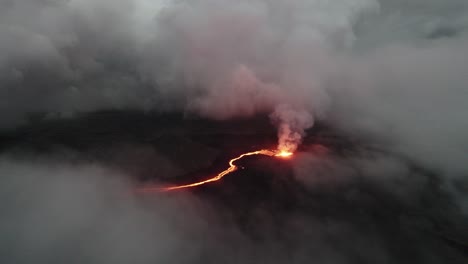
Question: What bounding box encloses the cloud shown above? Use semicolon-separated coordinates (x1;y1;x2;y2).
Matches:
328;37;468;178
0;156;209;263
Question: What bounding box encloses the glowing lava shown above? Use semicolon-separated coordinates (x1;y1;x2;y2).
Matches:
137;149;293;193
276;150;293;158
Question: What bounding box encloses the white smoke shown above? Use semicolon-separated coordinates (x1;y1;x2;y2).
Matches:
146;0;376;150
270;104;314;152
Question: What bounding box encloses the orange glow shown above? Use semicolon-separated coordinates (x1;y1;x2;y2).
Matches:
137;149;293;193
275;150;293;158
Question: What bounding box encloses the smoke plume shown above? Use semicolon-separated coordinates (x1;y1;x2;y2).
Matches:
147;0;373;149
270;104;314;152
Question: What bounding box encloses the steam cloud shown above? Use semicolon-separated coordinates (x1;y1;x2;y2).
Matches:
271;104;314;152
1;0;468;263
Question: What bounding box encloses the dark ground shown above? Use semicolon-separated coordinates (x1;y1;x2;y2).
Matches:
0;110;467;263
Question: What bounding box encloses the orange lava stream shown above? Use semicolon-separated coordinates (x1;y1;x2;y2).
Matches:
137;149;292;193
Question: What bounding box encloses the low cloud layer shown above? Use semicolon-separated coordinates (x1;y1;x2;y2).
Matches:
0;156;239;264
0;152;466;264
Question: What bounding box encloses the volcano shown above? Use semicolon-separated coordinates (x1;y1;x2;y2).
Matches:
0;110;467;263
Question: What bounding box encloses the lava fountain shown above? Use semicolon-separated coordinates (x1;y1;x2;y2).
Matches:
137;149;293;193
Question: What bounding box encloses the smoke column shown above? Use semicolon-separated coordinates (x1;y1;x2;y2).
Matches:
148;0;374;151
270;104;314;153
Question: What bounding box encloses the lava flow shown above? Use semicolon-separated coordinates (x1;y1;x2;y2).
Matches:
137;149;293;193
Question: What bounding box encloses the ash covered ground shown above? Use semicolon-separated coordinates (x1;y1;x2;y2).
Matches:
1;110;466;264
